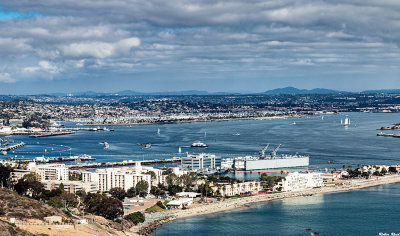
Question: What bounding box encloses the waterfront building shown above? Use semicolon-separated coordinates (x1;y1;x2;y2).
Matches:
166;198;193;209
211;181;261;197
42;180;99;194
81;162;158;193
27;162;69;181
181;153;221;171
278;172;323;192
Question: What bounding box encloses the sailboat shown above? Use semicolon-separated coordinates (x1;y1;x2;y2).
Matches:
157;128;160;135
344;116;350;126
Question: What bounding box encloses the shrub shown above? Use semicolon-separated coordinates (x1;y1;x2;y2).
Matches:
124;211;145;225
156;201;166;209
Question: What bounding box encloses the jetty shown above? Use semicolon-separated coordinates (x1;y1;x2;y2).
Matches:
0;142;25;151
29;131;76;138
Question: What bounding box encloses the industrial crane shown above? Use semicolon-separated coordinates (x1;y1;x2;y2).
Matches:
270;144;282;158
259;143;270;159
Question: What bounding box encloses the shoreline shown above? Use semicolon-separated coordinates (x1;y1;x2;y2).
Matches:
74;114;313;126
136;174;400;235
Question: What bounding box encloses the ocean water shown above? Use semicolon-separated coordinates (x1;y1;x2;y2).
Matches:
3;112;400;170
2;112;400;235
153;183;400;236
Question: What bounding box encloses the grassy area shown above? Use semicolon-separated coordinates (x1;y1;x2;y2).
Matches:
145;205;164;212
145;202;166;212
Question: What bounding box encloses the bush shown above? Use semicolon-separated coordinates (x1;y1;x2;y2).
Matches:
156;201;166;209
124;211;145;225
46;199;63;208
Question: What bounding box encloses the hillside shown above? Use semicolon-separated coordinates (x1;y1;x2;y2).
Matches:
0;188;66;219
0;220;35;236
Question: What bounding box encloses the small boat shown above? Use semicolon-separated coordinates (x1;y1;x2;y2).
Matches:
292;122;296;125
191;141;208;148
137;143;151;149
104;142;109;149
232;133;240;136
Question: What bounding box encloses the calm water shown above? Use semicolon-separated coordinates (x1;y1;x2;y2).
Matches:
2;112;400;235
3;112;400;170
153;183;400;236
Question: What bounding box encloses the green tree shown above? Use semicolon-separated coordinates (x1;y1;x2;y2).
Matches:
126;187;136;198
97;197;123;220
0;164;13;188
147;171;156;180
59;183;65;191
136;180;149;197
179;174;193;189
166;173;178;186
23;172;41;182
150;186;165;197
156;201;166;209
14;178;44;199
109;187;126;201
167;185;183;196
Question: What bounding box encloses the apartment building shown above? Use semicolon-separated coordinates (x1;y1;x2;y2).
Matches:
278;172;323;192
212;181;261;197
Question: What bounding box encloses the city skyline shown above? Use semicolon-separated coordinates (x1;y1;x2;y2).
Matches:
0;1;399;94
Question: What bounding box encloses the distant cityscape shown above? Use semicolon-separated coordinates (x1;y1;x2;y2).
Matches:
1;91;400;133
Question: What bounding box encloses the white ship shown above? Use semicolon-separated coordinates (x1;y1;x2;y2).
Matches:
222;144;309;170
191;141;208;148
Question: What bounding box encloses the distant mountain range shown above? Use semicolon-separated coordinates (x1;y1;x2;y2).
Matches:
260;87;346;95
44;90;241;96
42;87;400;96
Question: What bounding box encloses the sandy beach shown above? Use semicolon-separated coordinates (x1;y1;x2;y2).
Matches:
135;174;400;235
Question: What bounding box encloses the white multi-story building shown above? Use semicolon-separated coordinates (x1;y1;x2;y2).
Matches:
82;162;158;193
42;180;98;194
181;153;221;171
278;172;323;192
211;181;261;197
27;163;69;181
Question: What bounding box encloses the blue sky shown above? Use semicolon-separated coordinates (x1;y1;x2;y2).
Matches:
0;1;399;94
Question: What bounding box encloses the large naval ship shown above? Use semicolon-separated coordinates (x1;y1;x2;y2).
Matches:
222;144;309;170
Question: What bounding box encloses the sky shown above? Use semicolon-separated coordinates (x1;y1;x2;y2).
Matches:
0;0;399;94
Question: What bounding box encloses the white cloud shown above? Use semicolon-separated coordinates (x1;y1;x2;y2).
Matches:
61;37;140;58
0;73;15;83
23;61;60;74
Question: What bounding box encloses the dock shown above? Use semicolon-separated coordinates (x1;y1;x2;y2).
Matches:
0;142;25;151
68;159;180;170
29;131;76;138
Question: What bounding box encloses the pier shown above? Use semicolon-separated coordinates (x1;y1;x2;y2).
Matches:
68;159;180;170
29;131;76;138
0;142;25;151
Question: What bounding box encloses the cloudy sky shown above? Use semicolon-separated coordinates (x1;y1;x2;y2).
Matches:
0;0;399;94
